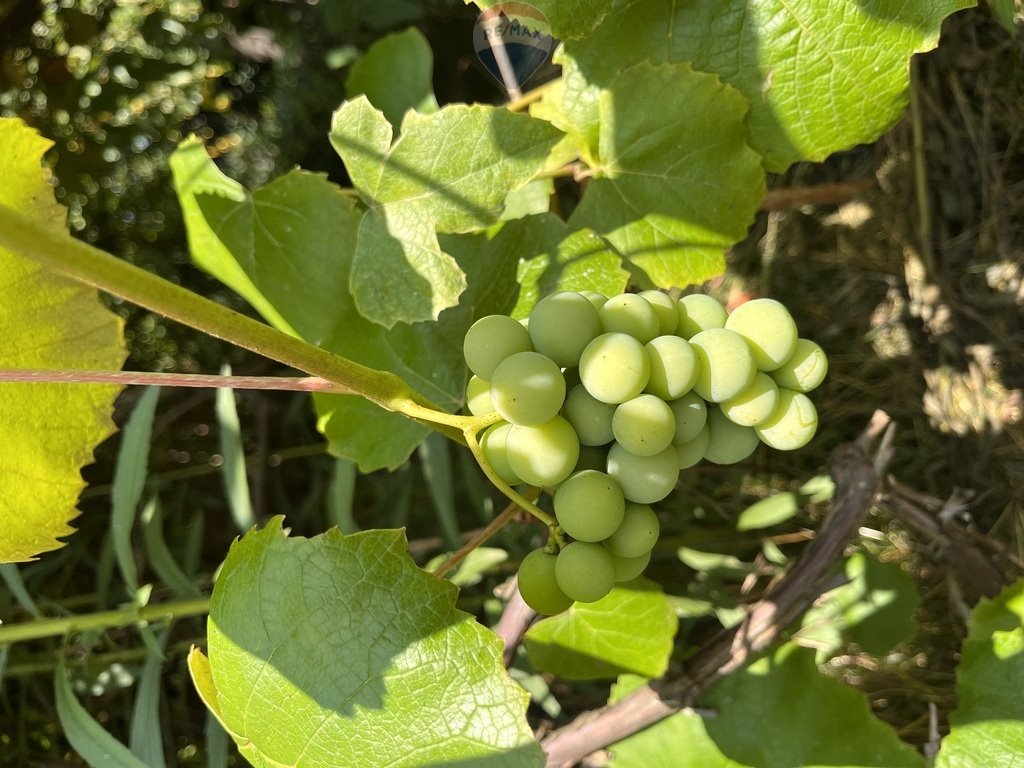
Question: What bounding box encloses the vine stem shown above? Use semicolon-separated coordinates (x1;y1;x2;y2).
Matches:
0;369;352;393
0;597;211;645
434;501;522;579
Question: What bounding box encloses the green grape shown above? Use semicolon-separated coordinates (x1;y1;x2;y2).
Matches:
676;294;727;339
579;290;609;311
645;335;698;400
756;389;818;450
575;444;609;473
608;548;651;582
605;502;660;558
720;371;779;427
579;332;651;404
637;290;679;335
675;424;710;469
480;422;522;485
703;407;759;465
770;338;828;392
465;375;495;416
598;293;661;343
506;416;580;487
689;328;757;403
607;442;679;504
562;384;616;446
555;541;616;603
724;298;798;371
490;351;566;426
528;291;603;367
463;314;533;380
554;470;625;542
669;391;708;445
517;549;574;614
611;394;676;457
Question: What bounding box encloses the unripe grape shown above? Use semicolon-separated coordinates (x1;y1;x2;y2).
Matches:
463;314;532;379
480;422;522;485
562;384;616;446
518;550;574;615
720;372;780;427
645;335;698;400
579;333;650;404
676;294;727;339
579;290;609;311
599;293;660;343
506;416;580;487
703;407;759;465
724;298;798;371
669;391;708;445
637;290;679;335
607;442;679;503
608;548;651;582
771;338;828;392
689;328;756;403
555;542;616;603
490;351;566;426
528;291;603;367
612;394;676;457
756;389;818;450
675;424;710;469
554;470;625;542
605;502;660;558
465;375;495;416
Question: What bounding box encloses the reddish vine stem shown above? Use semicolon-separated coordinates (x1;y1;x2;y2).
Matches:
540;433;889;768
434;502;521;579
0;369;354;394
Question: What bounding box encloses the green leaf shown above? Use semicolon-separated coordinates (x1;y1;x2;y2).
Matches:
992;0;1022;33
129;631;168;768
215;364;255;533
935;577;1024;767
501;178;553;221
524;578;677;680
330;97;562;326
608;644;924;767
171;139;520;470
55;659;150;768
426;547;509;588
568;63;765;289
346;28;439;128
191;518;544;768
736;492;800;531
0;118;126;563
798;552;919;657
560;0;972;171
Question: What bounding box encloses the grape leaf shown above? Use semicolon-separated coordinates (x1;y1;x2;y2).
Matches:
330;97;562;327
189;518;544;768
797;552;919;658
171;140;520;471
345;27;439;128
608;644;924;767
559;0;972;171
935;577;1024;767
524;578;677;680
568;63;765;290
0;118;126;563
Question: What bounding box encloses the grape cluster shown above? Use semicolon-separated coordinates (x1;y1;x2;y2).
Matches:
463;290;827;615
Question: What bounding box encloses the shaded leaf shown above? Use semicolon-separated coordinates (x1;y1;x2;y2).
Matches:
0;118;126;563
569;63;765;289
936;577;1024;767
346;27;439;128
192;518;543;767
524;578;677;680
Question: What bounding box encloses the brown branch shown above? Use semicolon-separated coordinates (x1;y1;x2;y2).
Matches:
495;588;538;668
760;179;874;211
540;437;885;768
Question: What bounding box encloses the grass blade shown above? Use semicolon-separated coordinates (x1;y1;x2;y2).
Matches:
111;387;160;596
327;457;359;534
215;364;255;533
418;432;460;549
141;496;200;598
129;631;168;767
0;563;42;618
55;657;149;768
205;711;229;768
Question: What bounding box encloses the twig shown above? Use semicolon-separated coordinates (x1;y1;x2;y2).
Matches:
540;435;886;768
0;369;352;393
435;502;520;579
495;588;537;668
760;179;874;211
